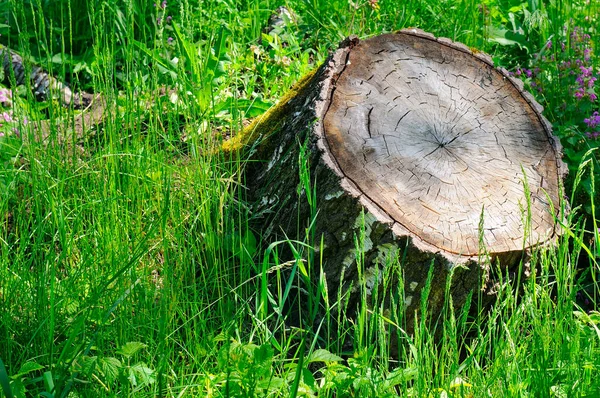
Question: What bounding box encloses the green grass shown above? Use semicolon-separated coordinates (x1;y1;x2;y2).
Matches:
0;0;599;396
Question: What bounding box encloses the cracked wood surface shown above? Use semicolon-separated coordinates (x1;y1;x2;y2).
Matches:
323;32;563;256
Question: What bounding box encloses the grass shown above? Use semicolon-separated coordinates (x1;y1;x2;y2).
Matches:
0;0;599;396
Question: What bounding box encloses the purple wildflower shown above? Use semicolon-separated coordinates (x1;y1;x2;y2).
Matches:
584;112;600;138
167;37;174;45
580;66;593;77
1;111;12;123
0;88;11;104
570;29;578;41
586;111;600;128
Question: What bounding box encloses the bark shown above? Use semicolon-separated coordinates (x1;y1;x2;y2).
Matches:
238;29;567;336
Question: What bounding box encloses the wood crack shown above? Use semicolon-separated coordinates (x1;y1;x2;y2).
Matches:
394;110;411;131
366;107;374;138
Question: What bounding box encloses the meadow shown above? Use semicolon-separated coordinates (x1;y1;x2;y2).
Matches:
0;0;599;396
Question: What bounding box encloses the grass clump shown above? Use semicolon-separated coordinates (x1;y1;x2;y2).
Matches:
0;0;598;397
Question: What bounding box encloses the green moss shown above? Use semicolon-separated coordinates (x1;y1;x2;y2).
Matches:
221;67;318;152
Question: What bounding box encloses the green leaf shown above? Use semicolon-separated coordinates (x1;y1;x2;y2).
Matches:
588;311;600;324
213;97;273;119
42;371;55;395
99;357;122;383
171;22;199;77
75;355;98;375
386;367;418;384
0;357;13;398
50;53;66;64
242;99;273;118
127;367;138;387
130;363;155;387
72;61;91;74
508;4;525;13
131;40;178;80
486;25;529;51
11;361;44;379
253;344;274;365
574;310;600;340
257;376;285;392
261;33;274;44
204;27;231;85
10;379;24;398
307;349;343;364
302;367;316;389
117;342;147;359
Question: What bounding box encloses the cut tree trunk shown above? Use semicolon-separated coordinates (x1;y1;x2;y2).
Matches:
237;29;567;337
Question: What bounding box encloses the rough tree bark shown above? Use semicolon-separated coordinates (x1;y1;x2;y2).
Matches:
237;29;567;335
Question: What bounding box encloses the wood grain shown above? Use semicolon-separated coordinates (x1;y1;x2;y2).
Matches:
323;32;562;255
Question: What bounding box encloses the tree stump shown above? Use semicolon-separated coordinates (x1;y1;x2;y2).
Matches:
237;29;567;335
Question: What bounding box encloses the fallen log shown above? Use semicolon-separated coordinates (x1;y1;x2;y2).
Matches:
1;45;103;146
230;29;567;334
